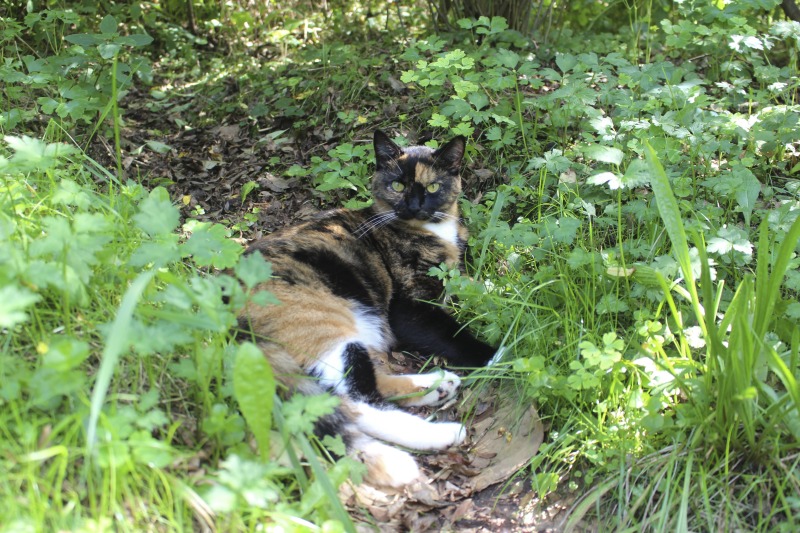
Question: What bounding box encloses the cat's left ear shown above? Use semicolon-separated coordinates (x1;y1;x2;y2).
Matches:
374;130;403;170
433;136;466;170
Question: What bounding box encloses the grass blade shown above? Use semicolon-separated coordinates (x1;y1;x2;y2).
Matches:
86;270;155;454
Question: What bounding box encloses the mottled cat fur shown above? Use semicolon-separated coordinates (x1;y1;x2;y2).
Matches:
237;130;497;487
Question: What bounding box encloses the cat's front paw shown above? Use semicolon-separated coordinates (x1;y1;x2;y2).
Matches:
403;370;461;407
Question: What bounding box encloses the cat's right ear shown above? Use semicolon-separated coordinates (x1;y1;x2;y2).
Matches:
374;130;402;170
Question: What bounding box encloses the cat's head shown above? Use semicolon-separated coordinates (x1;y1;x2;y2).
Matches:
371;130;465;223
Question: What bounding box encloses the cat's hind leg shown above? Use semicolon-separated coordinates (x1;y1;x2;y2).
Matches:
376;369;461;407
348;400;466;450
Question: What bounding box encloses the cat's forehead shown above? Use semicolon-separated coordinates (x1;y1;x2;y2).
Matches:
394;145;443;184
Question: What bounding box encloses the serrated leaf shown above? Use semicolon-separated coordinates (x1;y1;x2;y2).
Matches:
622;158;651;188
428;113;449;128
234;252;273;289
0;285;41;328
134;187;179;237
182;223;242;269
233;342;275;459
42;338;90;372
4;135;78;171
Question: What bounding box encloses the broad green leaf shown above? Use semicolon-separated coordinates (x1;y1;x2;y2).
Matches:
118;34;154;47
64;33;100;47
128;236;182;267
732;166;761;227
233;342;275;459
145;140;172;154
99;15;118;34
98;43;121;59
555;53;577;73
134;187;179;237
587;171;622;190
4;135;78;171
622;159;651;188
584;144;624;165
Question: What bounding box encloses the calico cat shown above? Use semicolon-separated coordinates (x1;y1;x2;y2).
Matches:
237;130;498;488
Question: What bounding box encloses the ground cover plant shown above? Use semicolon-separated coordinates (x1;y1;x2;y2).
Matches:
1;0;799;530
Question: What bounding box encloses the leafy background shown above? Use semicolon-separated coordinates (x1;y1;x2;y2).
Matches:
1;0;799;531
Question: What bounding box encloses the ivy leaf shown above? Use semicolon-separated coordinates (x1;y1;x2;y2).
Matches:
182;223;243;269
233;342;275;459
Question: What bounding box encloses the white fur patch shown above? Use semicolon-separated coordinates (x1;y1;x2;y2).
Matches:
423;218;459;246
310;341;349;394
403;369;461;407
352;306;389;351
354;401;466;450
352;435;421;488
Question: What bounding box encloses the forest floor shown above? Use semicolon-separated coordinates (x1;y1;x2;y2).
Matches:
87;90;584;530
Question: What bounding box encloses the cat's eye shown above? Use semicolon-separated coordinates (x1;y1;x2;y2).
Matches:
426;183;440;193
391;181;405;192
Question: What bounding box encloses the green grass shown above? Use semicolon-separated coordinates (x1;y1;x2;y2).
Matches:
2;0;800;531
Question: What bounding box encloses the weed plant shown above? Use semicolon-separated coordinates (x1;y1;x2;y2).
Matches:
2;0;800;531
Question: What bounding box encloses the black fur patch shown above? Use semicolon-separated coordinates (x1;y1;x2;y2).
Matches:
389;297;495;367
342;342;383;404
290;248;378;307
313;407;352;458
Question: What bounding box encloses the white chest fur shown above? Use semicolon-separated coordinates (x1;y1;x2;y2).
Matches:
423;218;459;246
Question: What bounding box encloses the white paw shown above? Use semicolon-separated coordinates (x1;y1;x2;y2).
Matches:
356;438;422;488
404;370;462;407
418;421;466;450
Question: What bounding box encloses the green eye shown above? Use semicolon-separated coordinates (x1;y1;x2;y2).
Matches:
391;181;405;192
426;183;440;193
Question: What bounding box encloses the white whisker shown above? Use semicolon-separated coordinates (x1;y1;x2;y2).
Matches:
433;211;463;224
353;211;398;239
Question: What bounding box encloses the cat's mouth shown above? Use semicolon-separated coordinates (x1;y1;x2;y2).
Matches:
396;209;434;222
